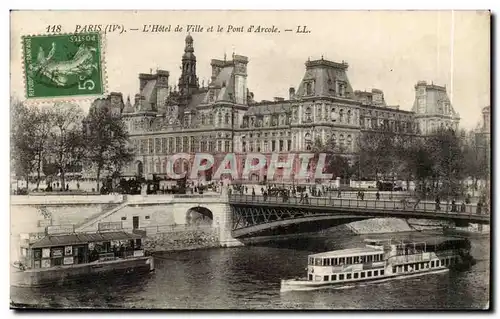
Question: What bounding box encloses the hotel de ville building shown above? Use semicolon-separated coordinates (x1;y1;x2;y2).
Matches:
89;35;461;181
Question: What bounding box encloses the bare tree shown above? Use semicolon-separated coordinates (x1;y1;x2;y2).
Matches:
84;104;134;192
357;130;394;180
11;100;37;190
31;106;54;190
47;102;86;190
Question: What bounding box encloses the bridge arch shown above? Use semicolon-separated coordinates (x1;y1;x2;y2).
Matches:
186;206;214;226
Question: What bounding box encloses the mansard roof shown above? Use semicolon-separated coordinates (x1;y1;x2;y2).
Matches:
412;81;460;118
295;58;353;98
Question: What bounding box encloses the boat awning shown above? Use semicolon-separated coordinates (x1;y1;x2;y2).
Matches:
30;231;143;248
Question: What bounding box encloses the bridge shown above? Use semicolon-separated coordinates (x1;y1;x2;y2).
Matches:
11;191;490;251
228;194;490;238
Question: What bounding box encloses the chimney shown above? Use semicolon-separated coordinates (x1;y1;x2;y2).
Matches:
210;59;225;82
289;87;295;100
139;73;154;91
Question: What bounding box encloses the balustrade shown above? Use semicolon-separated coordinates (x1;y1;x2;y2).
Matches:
227;194;487;218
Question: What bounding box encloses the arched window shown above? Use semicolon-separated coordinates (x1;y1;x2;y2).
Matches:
201;113;206;125
155;160;161;173
218;112;223;125
339;134;345;149
305;82;312;95
347;135;352;151
208;113;214;125
305;107;312;122
331;107;337;122
225;112;230;124
331;134;336;148
339;109;344;122
304;132;312;151
347;110;352;124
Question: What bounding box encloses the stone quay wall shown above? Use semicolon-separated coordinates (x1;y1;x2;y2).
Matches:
143;227;221;252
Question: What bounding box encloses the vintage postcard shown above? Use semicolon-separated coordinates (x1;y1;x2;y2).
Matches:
10;10;491;310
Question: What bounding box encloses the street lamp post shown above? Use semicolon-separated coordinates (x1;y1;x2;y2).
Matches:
390;172;395;200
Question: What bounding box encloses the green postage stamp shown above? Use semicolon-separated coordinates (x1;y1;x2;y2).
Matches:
22;33;104;99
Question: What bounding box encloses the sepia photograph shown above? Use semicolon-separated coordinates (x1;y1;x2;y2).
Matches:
9;10;491;310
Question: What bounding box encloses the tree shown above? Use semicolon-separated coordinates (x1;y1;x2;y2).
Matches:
47;102;86;190
31;106;55;190
425;128;466;200
84;104;134;191
357;131;395;180
11;100;37;188
312;136;351;181
404;136;433;198
461;129;489;196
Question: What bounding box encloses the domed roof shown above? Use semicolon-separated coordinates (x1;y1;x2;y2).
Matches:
185;34;193;43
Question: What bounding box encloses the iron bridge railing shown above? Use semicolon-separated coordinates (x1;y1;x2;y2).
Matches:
228;194;489;219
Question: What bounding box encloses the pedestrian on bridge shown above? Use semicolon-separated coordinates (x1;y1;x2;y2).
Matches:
376;191;380;200
337;190;342;198
451;199;457;212
304;193;309;204
477;201;483;215
435;196;441;211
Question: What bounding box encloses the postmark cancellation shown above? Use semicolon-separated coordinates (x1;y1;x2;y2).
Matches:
22;32;105;99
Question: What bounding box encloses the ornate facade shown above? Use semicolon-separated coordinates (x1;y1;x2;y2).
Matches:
91;35;460;178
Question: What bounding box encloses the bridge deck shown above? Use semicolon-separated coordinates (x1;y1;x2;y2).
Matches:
228;195;490;224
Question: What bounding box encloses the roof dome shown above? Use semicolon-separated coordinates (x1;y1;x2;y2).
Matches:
185;34;193;43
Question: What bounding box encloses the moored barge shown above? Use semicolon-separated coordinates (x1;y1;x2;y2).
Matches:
11;224;154;288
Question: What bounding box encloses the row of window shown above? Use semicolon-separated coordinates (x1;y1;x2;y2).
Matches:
242;115;289;128
304;106;353;124
121;215;150;221
132;137;232;154
361;118;414;133
242;140;292;153
309;254;384;266
200;112;231;126
304;80;347;97
310;257;459;283
312;269;385;282
392;257;458;273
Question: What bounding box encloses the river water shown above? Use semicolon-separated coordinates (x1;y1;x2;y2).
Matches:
11;230;490;310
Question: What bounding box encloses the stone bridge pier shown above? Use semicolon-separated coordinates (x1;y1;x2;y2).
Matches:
168;192;241;247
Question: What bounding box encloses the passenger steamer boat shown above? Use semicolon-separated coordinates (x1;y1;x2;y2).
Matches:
281;236;474;292
11;223;154;288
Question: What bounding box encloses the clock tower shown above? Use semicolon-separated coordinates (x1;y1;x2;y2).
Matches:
178;34;199;97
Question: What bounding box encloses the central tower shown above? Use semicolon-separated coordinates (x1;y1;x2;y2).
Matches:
178;34;199;96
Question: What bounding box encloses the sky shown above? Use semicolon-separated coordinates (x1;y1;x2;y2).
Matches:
10;10;490;129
